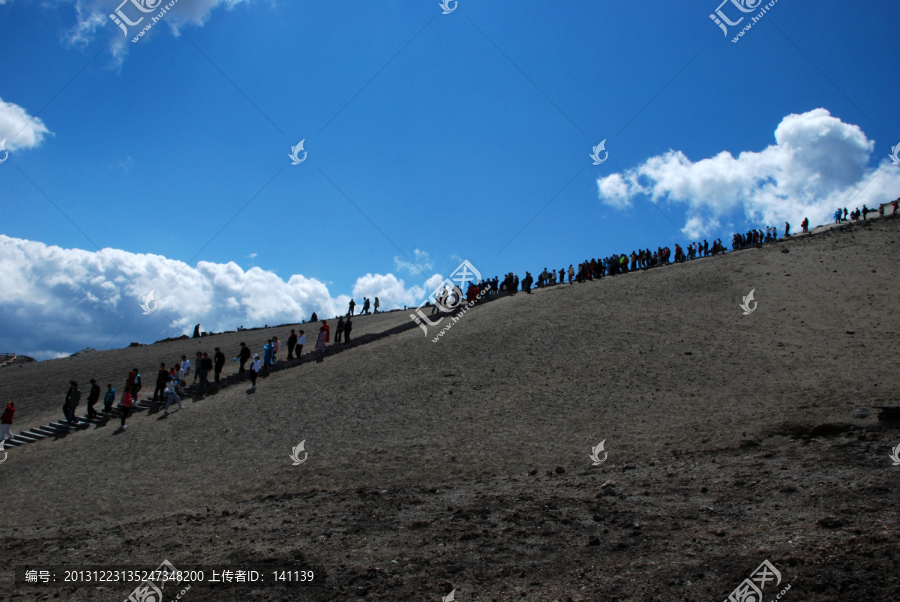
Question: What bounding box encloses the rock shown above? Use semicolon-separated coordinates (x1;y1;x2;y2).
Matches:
555;466;565;474
852;409;871;419
817;517;843;529
700;487;708;493
603;487;618;497
587;536;600;546
781;248;790;253
808;424;854;438
600;480;616;489
528;468;537;476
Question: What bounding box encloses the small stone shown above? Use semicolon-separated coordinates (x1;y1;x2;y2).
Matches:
603;487;618;497
852;409;870;419
587;536;600;546
701;486;709;493
555;466;565;474
528;468;537;476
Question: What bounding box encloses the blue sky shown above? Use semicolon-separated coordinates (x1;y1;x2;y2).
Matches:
1;0;899;357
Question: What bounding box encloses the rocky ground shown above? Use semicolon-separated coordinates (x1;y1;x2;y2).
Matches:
1;216;899;601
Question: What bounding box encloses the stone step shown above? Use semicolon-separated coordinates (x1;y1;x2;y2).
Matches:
17;431;45;441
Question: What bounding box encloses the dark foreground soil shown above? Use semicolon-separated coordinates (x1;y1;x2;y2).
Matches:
1;217;899;602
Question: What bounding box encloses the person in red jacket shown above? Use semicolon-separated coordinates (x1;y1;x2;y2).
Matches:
1;402;14;446
119;389;134;430
321;320;331;343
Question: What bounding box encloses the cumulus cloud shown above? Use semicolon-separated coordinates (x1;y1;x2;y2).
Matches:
394;249;433;274
0;97;52;152
352;272;444;310
597;109;900;238
0;235;432;359
66;0;250;65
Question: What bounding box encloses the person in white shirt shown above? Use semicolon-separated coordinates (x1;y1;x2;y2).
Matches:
296;331;306;362
181;355;191;380
249;354;261;389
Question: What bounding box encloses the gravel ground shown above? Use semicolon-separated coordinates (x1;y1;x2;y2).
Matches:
1;217;899;602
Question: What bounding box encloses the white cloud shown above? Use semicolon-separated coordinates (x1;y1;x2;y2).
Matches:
0;235;433;359
597;109;900;238
352;272;444;310
0;97;52;152
247;252;257;258
66;0;250;65
394;249;433;274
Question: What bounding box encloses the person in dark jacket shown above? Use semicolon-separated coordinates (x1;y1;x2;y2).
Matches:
343;316;352;343
199;353;213;389
64;381;81;425
153;363;168;401
214;348;226;382
287;330;298;359
86;379;101;418
238;343;251;373
1;401;14;446
131;368;142;400
335;317;345;344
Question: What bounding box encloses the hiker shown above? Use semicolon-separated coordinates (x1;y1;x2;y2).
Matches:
120;388;134;429
249;354;261;389
192;352;202;384
784;222;790;237
103;384;116;414
374;297;380;313
1;402;14;446
343;317;352;343
132;368;142;400
316;326;327;358
64;381;81;425
175;363;186;394
362;298;371;315
199;353;212;389
862;204;870;220
801;217;809;233
287;330;297;359
296;330;306;360
322;320;331;343
164;377;183;415
348;299;356;316
86;379;101;419
153;363;168;401
263;340;274;371
192;324;201;338
214;348;225;382
310;311;318;322
181;355;191;382
335;316;345;343
893;200;899;216
272;336;280;362
834;209;843;224
238;343;251;373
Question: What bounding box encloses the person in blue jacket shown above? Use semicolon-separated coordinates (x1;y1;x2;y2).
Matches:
262;339;274;372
